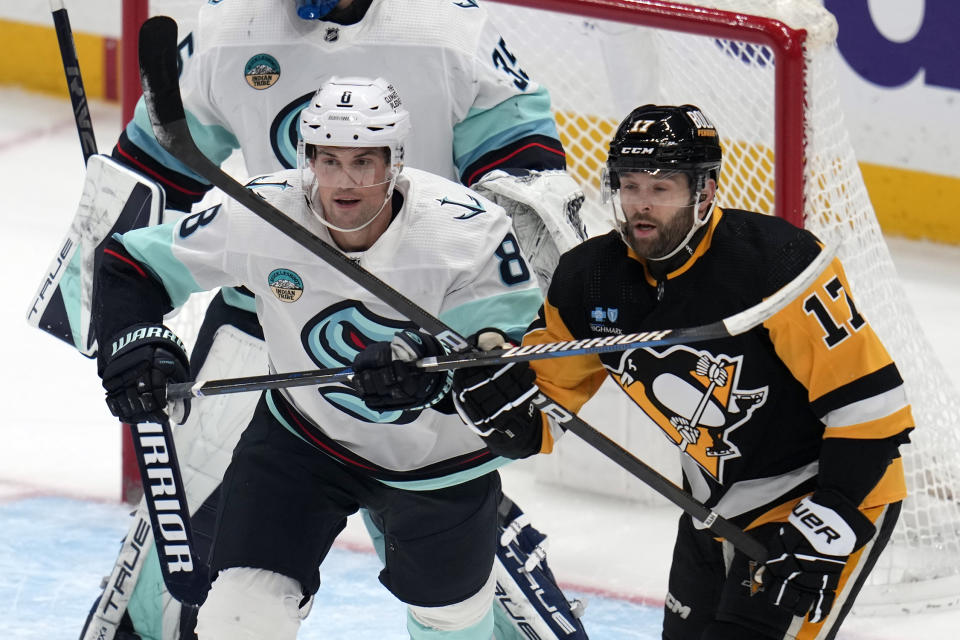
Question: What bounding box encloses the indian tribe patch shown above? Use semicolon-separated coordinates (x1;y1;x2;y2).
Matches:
268;268;304;302
245;53;281;90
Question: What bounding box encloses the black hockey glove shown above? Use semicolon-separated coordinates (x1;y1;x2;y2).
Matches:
759;490;876;623
352;328;453;412
452;329;543;459
100;323;190;424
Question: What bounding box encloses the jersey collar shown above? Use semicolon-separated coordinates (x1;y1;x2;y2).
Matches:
627;207;725;286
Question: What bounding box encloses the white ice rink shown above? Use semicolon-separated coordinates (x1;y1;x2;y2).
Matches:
2;87;960;638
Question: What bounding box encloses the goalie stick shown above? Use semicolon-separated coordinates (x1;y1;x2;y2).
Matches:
167;244;834;401
43;4;206;609
50;0;96;163
139;15;770;562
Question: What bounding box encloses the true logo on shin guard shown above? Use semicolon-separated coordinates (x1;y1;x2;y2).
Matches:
135;423;194;574
99;513;151;616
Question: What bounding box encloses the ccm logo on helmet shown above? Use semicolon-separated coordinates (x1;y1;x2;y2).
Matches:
620;146;655;155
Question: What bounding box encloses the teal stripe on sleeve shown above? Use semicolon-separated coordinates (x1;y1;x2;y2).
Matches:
439;288;543;343
129;98;238;183
117;225;205;308
221;286;257;313
453;87;560;173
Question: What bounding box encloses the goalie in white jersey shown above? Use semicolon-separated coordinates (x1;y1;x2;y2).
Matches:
92;76;568;640
70;1;592;639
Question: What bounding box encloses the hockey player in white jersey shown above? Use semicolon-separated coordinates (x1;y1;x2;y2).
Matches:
93;75;565;639
71;2;591;639
89;76;587;639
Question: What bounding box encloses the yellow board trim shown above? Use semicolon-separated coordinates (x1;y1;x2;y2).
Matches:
860;162;960;245
0;18;110;100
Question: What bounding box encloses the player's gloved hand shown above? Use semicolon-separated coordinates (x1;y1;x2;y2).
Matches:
100;323;190;424
452;329;543;459
758;490;876;623
352;328;453;411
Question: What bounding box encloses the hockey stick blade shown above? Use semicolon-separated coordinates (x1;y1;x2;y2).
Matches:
139;16;767;562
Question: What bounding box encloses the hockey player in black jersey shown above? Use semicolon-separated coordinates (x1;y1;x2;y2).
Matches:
451;104;914;639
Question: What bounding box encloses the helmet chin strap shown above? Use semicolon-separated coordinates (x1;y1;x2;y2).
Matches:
305;173;397;234
648;191;715;263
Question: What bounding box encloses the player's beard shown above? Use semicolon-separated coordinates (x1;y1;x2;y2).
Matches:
621;205;695;260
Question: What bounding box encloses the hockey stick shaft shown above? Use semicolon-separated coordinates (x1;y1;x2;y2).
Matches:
126;420;208;605
50;0;97;163
169;245;832;400
139;15;767;562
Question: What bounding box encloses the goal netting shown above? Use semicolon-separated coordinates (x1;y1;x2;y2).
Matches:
138;0;960;613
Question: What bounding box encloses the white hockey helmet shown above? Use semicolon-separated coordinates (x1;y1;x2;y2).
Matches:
299;76;411;178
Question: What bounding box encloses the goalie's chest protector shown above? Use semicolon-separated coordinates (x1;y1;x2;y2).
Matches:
551;211;828;502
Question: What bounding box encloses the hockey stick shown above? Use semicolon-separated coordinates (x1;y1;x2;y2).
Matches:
168;246;834;401
46;6;206;607
50;0;97;163
139;15;771;562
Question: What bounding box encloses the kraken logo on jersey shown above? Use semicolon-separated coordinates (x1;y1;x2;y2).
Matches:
610;345;767;482
300;300;421;424
270;93;314;169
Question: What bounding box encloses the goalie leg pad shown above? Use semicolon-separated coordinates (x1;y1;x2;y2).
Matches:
407;570;497;637
493;496;589;639
194;568;310;640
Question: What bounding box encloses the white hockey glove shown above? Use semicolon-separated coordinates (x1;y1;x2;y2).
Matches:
472;170;588;293
758;490;875;622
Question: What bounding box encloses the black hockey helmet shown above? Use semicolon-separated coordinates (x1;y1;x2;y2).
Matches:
605;104;722;193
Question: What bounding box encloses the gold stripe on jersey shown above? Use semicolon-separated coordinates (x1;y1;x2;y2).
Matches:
790;501;891;640
526;299;608;453
763;256;913;439
744;458;906;532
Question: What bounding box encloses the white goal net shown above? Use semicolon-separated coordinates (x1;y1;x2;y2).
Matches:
140;0;960;613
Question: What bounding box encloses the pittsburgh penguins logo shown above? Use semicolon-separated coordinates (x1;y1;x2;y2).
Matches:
300;300;418;424
610;345;767;482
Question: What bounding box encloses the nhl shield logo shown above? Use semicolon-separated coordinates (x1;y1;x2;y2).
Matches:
268;268;303;302
244;53;281;90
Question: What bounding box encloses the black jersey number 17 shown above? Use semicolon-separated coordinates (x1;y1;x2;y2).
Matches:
803;276;865;348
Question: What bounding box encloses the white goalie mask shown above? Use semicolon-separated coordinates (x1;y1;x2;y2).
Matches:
298;76;411;233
